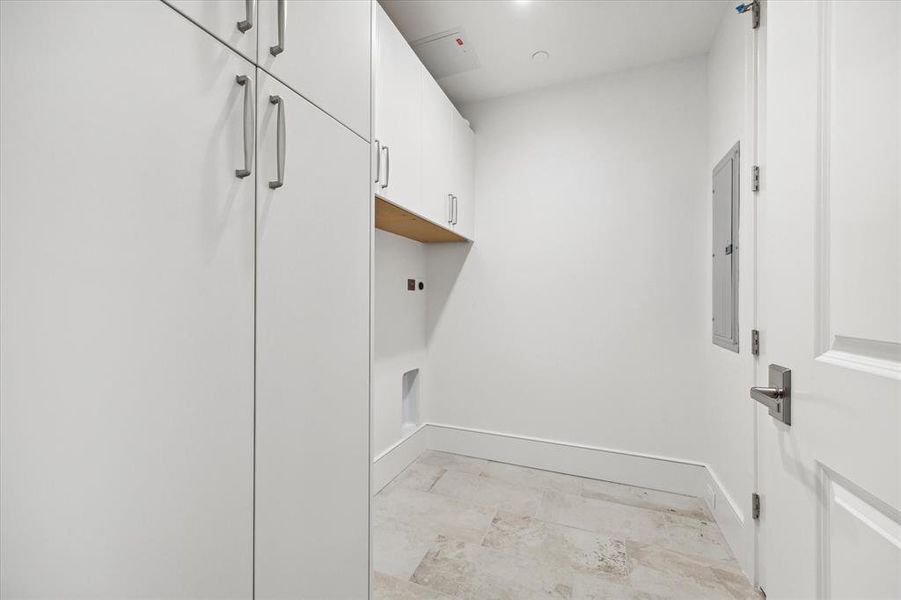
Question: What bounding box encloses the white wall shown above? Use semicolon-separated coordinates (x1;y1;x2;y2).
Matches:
423;56;710;464
373;230;427;457
703;3;757;578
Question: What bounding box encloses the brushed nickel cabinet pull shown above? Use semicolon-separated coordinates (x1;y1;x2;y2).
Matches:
268;95;285;189
237;0;255;33
270;0;285;56
235;75;254;179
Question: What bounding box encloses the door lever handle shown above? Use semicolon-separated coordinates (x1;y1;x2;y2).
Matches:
751;386;783;403
751;365;791;425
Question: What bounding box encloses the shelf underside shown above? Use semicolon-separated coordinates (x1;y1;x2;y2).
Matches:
374;196;467;243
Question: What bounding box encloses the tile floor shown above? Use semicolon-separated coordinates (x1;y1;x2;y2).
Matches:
373;451;761;600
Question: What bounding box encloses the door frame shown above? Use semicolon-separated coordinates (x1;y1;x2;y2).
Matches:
750;0;767;592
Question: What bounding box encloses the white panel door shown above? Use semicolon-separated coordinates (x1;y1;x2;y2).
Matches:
375;5;422;215
758;1;901;597
420;66;455;227
165;0;258;62
254;70;371;600
0;2;254;597
452;111;476;241
258;0;371;139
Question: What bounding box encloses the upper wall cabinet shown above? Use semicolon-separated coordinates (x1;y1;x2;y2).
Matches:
420;65;456;226
374;4;475;243
375;5;422;215
452;111;475;240
165;0;258;62
258;0;371;139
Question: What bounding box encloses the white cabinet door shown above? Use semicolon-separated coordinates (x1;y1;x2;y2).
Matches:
420;66;455;227
258;0;371;139
452;111;476;241
255;70;370;600
0;2;254;597
375;5;422;215
165;0;257;62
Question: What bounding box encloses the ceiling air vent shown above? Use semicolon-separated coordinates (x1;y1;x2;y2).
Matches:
412;29;480;79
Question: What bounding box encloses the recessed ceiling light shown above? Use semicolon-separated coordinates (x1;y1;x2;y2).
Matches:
531;50;549;62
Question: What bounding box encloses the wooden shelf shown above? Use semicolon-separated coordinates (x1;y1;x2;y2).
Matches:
374;196;468;243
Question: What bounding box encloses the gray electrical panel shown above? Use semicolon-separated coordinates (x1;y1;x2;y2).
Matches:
712;143;740;352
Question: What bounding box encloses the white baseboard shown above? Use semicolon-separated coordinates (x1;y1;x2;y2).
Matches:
425;423;708;497
704;466;754;582
372;424;428;493
372;422;754;583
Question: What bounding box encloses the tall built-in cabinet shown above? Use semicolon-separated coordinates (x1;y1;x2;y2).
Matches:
374;5;475;242
254;71;370;600
0;1;371;598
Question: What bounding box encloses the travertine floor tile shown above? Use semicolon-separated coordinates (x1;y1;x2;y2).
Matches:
417;450;489;475
431;470;543;516
660;512;734;564
571;573;668;600
373;452;761;600
374;484;496;544
411;536;575;599
581;478;710;520
372;514;436;580
623;541;750;599
536;489;668;545
374;571;456;600
481;461;584;495
383;461;445;493
710;564;766;600
483;511;629;578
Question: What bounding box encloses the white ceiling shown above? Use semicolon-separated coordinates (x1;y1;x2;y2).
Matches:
380;0;730;106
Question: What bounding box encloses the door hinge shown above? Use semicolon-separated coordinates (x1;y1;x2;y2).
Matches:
736;0;760;30
751;329;760;356
751;165;760;192
752;492;761;520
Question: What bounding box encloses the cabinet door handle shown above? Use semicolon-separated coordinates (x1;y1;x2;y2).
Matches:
447;194;453;224
380;145;390;189
235;75;254;179
270;0;286;56
269;95;285;189
453;195;458;225
237;0;255;32
373;139;381;184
